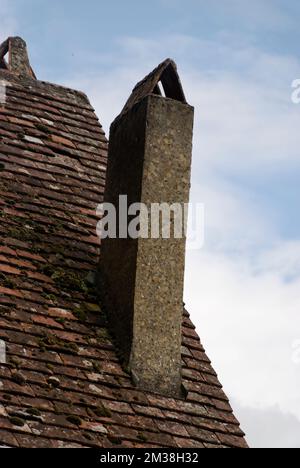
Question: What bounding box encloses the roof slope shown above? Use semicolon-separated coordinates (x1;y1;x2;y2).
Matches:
0;70;247;449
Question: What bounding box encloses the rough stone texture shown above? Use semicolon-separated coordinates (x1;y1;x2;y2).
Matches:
0;37;36;79
100;95;193;397
99;99;147;363
132;97;193;396
0;41;248;448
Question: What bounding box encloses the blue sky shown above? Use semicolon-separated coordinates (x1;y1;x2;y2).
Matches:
2;0;300;448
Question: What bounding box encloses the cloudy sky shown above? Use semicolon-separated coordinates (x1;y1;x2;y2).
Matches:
2;0;300;448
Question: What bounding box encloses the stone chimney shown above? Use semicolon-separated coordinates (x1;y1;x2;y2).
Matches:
99;59;194;397
0;37;36;78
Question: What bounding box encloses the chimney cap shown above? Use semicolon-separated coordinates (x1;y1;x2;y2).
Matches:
0;36;36;79
119;58;187;120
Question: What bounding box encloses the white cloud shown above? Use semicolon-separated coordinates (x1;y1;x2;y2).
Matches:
190;179;273;253
233;402;300;448
183;58;300;176
185;249;300;417
256;241;300;278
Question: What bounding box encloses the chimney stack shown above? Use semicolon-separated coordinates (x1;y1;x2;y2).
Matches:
0;37;36;78
99;59;194;397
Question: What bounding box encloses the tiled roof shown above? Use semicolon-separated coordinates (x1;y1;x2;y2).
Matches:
0;68;248;448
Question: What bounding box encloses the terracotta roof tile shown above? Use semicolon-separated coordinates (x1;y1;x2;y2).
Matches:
0;68;247;449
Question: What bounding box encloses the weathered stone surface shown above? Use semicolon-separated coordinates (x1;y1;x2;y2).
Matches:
100;93;194;397
0;37;36;79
